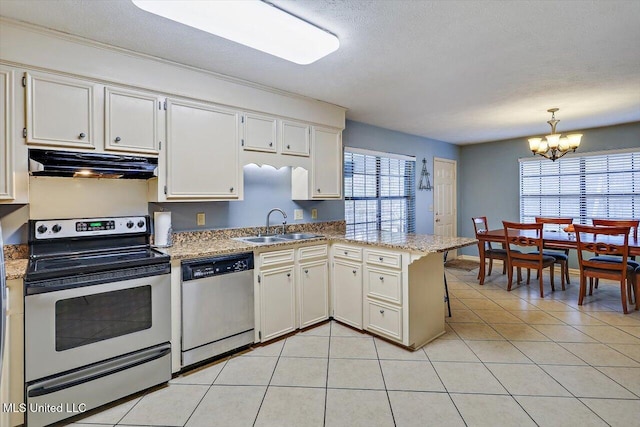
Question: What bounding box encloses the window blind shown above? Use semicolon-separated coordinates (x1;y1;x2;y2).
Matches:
344;149;416;234
520;149;640;225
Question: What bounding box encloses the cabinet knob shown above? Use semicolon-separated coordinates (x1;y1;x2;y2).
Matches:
304;269;309;274
379;276;384;281
115;136;121;142
352;270;356;274
268;142;273;147
287;272;291;277
286;144;290;149
379;257;384;261
78;132;86;139
380;309;385;314
317;188;321;193
344;251;348;255
229;187;234;192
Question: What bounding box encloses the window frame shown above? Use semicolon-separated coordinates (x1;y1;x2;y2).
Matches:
344;147;416;234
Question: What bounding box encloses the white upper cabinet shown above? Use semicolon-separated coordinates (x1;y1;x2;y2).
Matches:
165;98;240;200
0;66;14;200
105;86;160;154
281;119;310;157
292;126;342;200
25;71;96;149
312;126;342;198
242;112;277;153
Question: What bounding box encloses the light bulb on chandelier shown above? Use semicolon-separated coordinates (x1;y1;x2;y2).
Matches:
528;108;582;161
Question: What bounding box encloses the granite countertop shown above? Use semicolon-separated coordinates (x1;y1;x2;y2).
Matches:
160;231;477;261
4;224;478;279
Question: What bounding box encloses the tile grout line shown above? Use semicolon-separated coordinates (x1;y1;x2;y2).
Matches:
371;337;397;427
322;321;332;427
251;338;286;427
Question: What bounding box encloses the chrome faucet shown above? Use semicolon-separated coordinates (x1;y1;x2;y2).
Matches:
265;208;287;235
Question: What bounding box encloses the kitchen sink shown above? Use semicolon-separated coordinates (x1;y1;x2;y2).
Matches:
234;233;323;245
238;236;286;244
278;233;322;240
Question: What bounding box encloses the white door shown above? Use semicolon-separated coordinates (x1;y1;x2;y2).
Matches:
165;98;240;199
0;66;13;200
243;113;277;153
433;158;457;257
332;259;362;329
259;265;296;342
298;259;329;328
311;126;342;199
105;86;160;154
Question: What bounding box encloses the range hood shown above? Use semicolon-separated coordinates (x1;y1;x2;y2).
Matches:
29;149;158;179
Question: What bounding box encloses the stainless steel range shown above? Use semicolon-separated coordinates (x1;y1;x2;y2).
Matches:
23;216;172;427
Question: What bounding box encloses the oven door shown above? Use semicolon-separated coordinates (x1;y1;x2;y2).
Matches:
25;273;170;382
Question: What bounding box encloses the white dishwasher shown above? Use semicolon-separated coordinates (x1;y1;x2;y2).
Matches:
181;253;254;368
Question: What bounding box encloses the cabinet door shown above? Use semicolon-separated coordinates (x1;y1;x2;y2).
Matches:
332;259;362;329
243;113;277;153
299;259;329;328
105;87;159;154
311;126;342;199
166;98;240;199
281;119;310;157
25;72;96;149
260;265;296;342
0;67;13;200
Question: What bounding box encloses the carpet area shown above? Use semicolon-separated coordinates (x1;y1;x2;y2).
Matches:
444;258;480;271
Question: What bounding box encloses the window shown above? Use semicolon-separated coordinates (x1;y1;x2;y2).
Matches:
520;149;640;226
344;148;416;234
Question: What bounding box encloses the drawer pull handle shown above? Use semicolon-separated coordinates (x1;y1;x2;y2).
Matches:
380;309;385;314
379;276;384;281
379;257;384;261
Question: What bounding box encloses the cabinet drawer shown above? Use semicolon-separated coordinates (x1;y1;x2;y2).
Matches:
365;249;402;269
367;267;402;305
298;244;328;260
333;244;362;261
366;299;402;341
259;249;295;266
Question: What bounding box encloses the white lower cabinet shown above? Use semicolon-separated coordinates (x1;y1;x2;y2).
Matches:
332;258;363;329
298;258;329;328
259;263;296;342
0;279;24;427
257;245;328;342
365;299;402;341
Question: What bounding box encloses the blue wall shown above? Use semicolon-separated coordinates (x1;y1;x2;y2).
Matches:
458;121;640;261
343;120;460;235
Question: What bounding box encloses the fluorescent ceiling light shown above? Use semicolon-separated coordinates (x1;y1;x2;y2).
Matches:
132;0;339;65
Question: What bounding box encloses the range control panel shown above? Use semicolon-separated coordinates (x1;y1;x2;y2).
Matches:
32;216;149;239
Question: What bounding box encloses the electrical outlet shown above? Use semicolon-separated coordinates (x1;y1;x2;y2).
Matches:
196;212;206;226
428;204;434;212
311;208;318;219
294;209;303;220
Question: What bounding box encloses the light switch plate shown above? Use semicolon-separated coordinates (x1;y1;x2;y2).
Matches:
311;208;318;219
294;209;303;220
428;205;434;212
196;212;206;226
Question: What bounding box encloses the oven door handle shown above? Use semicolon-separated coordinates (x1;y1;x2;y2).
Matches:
27;343;171;398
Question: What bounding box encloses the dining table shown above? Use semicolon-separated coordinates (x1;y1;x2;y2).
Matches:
476;228;640;286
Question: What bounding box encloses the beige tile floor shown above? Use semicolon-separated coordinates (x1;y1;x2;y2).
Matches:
64;267;640;427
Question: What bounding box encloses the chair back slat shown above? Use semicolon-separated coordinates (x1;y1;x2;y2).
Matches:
472;216;494;251
502;221;546;267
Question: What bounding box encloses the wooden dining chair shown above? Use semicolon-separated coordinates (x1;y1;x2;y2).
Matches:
590;219;639;293
574;224;637;314
502;221;556;298
472;216;521;281
531;216;573;286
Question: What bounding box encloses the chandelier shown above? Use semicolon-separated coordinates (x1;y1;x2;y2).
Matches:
528;108;582;161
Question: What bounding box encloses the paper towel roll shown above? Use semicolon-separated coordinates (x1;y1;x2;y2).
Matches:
154;211;172;247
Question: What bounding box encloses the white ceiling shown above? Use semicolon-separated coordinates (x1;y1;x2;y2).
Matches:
1;0;639;144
